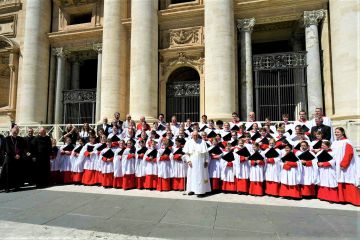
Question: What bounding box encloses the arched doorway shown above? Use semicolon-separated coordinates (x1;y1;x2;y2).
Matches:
166;66;200;122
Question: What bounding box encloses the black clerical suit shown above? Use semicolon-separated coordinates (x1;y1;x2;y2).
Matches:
33;135;52;188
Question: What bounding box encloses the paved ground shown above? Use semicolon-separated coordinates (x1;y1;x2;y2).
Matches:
0;186;359;240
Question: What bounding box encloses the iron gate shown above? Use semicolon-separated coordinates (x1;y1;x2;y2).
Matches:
63;89;96;124
166;81;200;122
253;52;307;120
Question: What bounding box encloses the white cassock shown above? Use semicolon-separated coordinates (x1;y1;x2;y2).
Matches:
183;138;211;194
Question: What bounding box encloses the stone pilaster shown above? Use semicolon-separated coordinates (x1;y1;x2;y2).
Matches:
204;0;236;120
129;0;158;121
16;1;51;124
53;47;68;124
304;10;325;115
100;0;127;120
237;18;255;120
93;43;102;122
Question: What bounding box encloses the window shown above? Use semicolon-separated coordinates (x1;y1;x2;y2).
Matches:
69;12;92;25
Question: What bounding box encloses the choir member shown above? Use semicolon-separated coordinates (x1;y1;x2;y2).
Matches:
256;128;270;151
100;139;114;188
183;130;211;197
274;128;289;150
216;120;224;130
312;107;332;127
280;113;294;136
0;126;26;192
296;141;318;197
113;140;126;188
108;125;121;148
293;110;312;137
310;131;324;154
264;139;282;196
199;114;208;131
135;140;147;189
264;117;277;135
316;141;339;203
279;145;302;199
143;140;158;189
77;136;96;184
332;127;360;206
83;135;106;186
157;138;172;191
229;112;241;131
171;138;187;191
59;137;75;184
248;143;265;196
79;123;92;143
157;113;166;128
122;140;136;190
170;116;180;136
50;139;60;185
208;139;223;191
70;138;85;184
235;139;251;194
220;143;237;192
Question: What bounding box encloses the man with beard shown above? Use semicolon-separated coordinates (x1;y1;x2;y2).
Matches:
32;127;52;188
24;128;36;185
0;126;26;192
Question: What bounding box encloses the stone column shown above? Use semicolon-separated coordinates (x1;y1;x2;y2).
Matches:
101;0;127;119
53;48;67;124
204;0;236;120
16;1;51;124
71;57;80;90
237;18;255;120
47;53;57;123
304;10;325;115
129;0;158;121
93;43;102;122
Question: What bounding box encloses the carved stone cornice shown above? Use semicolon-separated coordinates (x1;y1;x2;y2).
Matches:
303;10;325;27
237;18;256;32
52;47;69;58
92;43;102;53
161;26;203;49
160;52;204;76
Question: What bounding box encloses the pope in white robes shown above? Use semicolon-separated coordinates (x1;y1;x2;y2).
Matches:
183;131;211;195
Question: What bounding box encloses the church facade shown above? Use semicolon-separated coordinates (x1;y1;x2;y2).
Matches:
0;0;359;127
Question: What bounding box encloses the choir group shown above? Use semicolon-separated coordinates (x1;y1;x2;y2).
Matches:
49;109;360;206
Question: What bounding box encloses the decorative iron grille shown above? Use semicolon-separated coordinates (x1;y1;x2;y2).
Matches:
253;52;307;121
63;89;96;124
166;81;200;122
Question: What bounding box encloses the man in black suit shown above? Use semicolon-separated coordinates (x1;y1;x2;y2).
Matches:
97;117;111;137
310;117;331;141
0;133;5;166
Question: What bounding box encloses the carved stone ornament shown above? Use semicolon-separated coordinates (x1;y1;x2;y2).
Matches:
92;43;102;53
161;52;204;76
253;52;307;71
52;47;70;58
169;27;201;47
63;89;96;103
303;10;325;27
237;18;256;32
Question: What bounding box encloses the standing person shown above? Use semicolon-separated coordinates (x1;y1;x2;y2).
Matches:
59;137;75;184
135;140;147;189
113;140;126;188
248;143;265;196
100;139;114;188
122;114;136;130
157;138;172;191
264;139;282;196
32;128;52;188
23;128;36;185
279;145;302;199
143;140;158;189
50;139;60;185
97;117;111;137
183;130;211;197
235;139;251;194
208;139;223;191
70;139;85;184
296;141;318;198
310;117;331;141
0;133;5;167
113;112;123;131
220;144;237;192
63;124;79;145
0;126;26;192
332;127;360;206
171;138;187;191
79;123;92;143
316;141;339;203
122;140;136;190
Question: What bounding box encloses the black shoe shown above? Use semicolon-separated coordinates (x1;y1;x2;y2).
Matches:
188;191;195;196
197;194;206;198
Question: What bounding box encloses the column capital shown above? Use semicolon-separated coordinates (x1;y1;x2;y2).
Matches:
93;43;102;53
237;18;256;32
303;10;325;27
52;47;69;58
